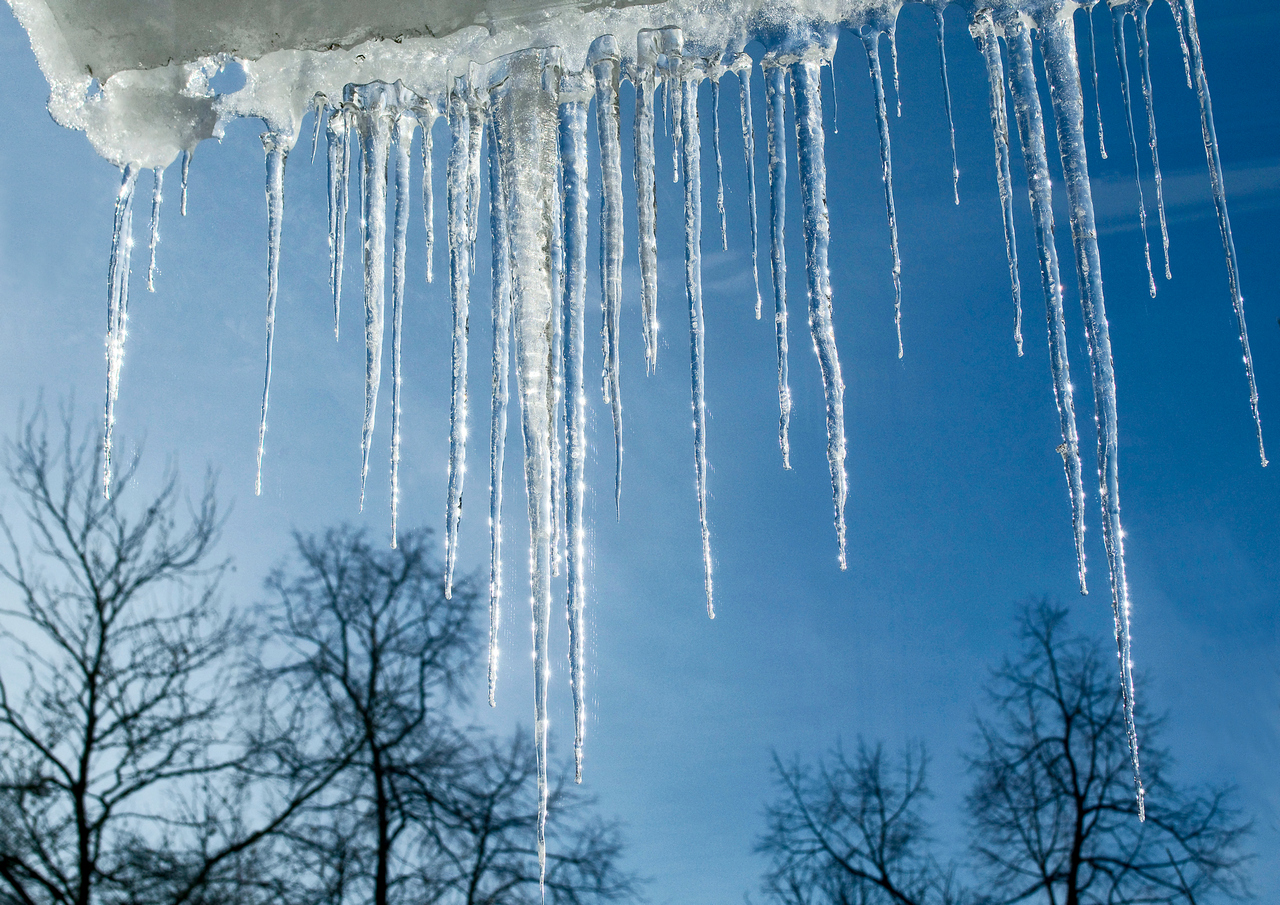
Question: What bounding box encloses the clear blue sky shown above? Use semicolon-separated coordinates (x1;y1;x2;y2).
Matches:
1;2;1276;901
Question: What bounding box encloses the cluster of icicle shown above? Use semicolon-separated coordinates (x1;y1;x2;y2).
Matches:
97;0;1265;879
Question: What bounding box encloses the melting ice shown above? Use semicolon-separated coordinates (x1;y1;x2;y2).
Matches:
11;0;1269;875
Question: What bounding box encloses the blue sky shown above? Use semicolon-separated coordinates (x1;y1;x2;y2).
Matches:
1;2;1277;901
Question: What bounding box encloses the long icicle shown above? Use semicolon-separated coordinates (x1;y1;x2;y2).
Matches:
934;7;960;204
179;149;191;216
560;69;591;780
792;57;849;571
711;69;728;249
1041;11;1144;817
681;69;714;618
1134;4;1170;281
444;80;473;597
764;64;792;470
1111;5;1158;298
354;91;391;512
390;111;414;547
1087;2;1108;158
593;36;625;515
974;14;1024;356
862;29;905;358
1166;0;1194;88
663;28;684;185
734;54;763;320
1179;0;1265;466
103;164;139;497
489;47;561;891
255;136;288;496
635;30;661;371
466;70;484;267
991;10;1088;593
420;104;436;284
487;117;512;708
326;105;349;339
146;168;162;291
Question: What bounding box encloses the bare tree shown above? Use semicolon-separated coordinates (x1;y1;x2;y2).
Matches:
966;600;1253;905
757;741;965;905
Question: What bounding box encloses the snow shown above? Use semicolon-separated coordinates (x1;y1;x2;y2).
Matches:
6;0;1270;869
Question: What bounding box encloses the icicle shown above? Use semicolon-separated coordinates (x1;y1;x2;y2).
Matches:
826;61;839;134
990;10;1088;593
934;8;960;204
711;69;728;250
146;167;162;291
487;117;512;708
310;94;324;163
635;30;661;371
663;28;684;185
1180;0;1266;465
1134;4;1170;280
792;57;848;571
974;16;1023;357
1086;4;1108;158
560;68;591;781
1166;0;1194;89
764;65;791;470
179;149;190;216
861;29;905;358
419;104;436;284
680;70;714;617
593;36;625;515
103;164;139;497
352;87;392;514
466;68;485;265
548;142;565;579
444;80;474;597
255;135;288;497
734;54;763;321
489;47;561;890
326;105;350;340
888;26;902;117
390;111;414;547
1040;12;1144;817
1111;6;1158;298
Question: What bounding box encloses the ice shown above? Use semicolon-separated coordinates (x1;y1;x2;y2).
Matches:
764;64;792;470
1086;4;1108;158
444;80;475;598
733;55;764;321
255;134;289;497
593;35;626;514
559;67;591;780
973;15;1023;356
17;0;1269;843
861;27;905;359
146;168;162;292
934;8;959;205
993;11;1090;595
1110;5;1158;298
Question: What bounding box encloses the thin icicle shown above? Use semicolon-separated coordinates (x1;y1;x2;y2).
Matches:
990;10;1088;593
792;57;848;571
1111;6;1158;297
974;16;1023;357
1166;0;1194;89
353;88;392;514
711;70;728;250
764;64;791;469
1134;4;1171;280
548;139;565;579
1086;3;1108;158
179;149;190;216
103;164;139;497
888;26;902;117
560;70;591;780
487;117;512;709
735;55;763;321
256;136;288;497
146;167;162;291
390;112;413;547
1180;0;1266;466
326;105;349;340
1041;13;1144;817
635;30;661;371
466;70;485;265
862;29;904;358
935;8;960;204
420;105;436;283
489;47;561;891
680;71;714;617
310;94;324;163
826;61;839;134
662;28;684;185
445;81;474;597
593;36;625;514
